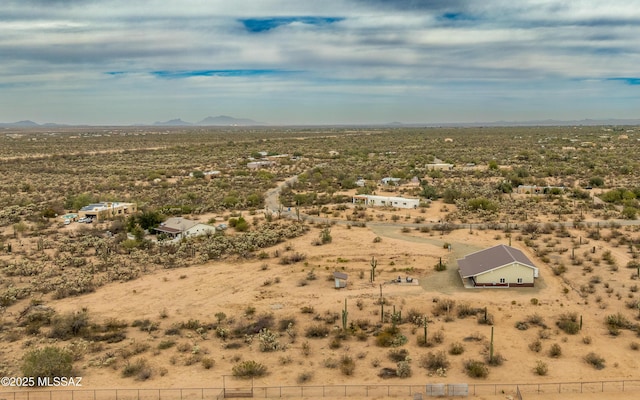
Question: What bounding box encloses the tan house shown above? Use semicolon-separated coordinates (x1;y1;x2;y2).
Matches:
78;202;137;221
458;244;538;287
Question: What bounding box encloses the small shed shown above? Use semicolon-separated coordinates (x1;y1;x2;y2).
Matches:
333;272;348;289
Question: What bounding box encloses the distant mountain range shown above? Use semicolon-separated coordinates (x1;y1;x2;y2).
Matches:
154;115;261;126
2;117;640;128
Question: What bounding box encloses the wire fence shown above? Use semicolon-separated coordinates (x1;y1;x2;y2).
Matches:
2;380;640;400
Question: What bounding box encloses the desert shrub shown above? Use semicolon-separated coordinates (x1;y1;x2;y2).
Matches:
552;264;567;276
388;348;409;362
449;342;465;355
584;352;606;370
22;347;73;383
157;340;175;350
232;360;267;378
201;357;215;369
323;358;338;369
233;313;274;336
457;302;481;318
131;319;159;333
279;252;306;265
534;360;548;376
122;358;152;380
300;305;315;314
556;313;580;334
526;313;546;327
548;343;562;358
419;351;449;371
305;324;329;338
631;342;640;351
432;298;455;317
477;313;494;325
464;359;489;378
432;330;445;344
49;310;89;340
606;312;632;329
529;339;542;353
296;371;313;383
515;321;529;331
486;352;505;366
396;360;412;378
376;326;407;347
339;355;355;376
278;317;296;331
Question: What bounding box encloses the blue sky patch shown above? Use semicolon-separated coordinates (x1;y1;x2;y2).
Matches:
151;69;290;79
438;12;476;22
608;77;640;85
240;17;344;33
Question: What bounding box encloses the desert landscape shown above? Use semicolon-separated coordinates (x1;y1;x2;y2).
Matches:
1;126;640;400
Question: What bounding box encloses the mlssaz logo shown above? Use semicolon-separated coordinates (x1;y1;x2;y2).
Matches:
37;377;83;387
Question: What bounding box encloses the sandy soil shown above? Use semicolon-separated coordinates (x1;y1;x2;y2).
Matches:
2;199;639;400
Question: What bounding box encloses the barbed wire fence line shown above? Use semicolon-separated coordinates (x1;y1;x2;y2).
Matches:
1;379;640;400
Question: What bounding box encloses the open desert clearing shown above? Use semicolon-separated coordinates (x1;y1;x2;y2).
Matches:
3;211;635;395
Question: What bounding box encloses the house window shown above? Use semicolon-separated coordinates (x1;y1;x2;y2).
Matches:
499;278;506;284
517;278;523;284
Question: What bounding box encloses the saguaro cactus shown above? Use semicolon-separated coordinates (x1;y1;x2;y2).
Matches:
342;299;348;331
490;326;494;364
370;256;377;282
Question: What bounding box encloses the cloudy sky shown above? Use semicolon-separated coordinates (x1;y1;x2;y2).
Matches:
1;0;639;125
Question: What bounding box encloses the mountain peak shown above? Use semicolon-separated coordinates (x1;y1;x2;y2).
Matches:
153;118;192;126
197;115;260;126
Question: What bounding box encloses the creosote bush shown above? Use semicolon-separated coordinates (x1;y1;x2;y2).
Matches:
556;313;580;334
534;360;548;376
419;351;450;371
449;342;465;355
339;355;355;376
584;352;606;370
232;360;268;378
464;359;489;378
22;347;73;383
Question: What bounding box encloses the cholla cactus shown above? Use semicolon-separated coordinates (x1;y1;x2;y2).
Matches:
258;328;282;352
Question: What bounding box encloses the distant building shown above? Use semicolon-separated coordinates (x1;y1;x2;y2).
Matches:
247;160;275;169
381;177;401;185
353;195;419;209
426;163;454;171
516;185;565;195
78;202;137;221
154;217;215;240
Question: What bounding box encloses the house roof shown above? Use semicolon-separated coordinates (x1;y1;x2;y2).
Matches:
156;217;199;233
333;272;348;280
458;244;536;278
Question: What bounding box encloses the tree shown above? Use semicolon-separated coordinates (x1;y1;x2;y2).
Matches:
22;347;73;383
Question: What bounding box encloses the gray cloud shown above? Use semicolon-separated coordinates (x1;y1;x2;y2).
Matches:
1;0;639;124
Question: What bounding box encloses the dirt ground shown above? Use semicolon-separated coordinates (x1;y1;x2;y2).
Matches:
2;199;639;399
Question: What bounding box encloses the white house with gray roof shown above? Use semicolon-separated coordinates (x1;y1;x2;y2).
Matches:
457;244;538;287
154;217;215;241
